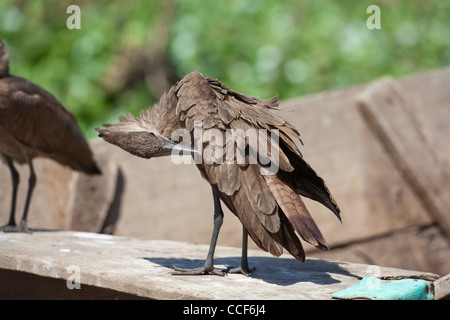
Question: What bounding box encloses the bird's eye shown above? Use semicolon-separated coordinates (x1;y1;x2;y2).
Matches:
148;132;156;137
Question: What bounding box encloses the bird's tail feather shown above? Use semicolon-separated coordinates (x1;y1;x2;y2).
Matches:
264;174;328;251
280;140;341;222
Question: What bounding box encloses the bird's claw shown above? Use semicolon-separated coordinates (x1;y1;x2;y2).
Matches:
0;222;32;233
227;265;255;277
172;265;227;276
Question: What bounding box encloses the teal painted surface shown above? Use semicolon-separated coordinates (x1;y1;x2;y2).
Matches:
332;276;433;300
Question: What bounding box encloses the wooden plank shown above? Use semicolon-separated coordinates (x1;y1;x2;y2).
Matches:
280;85;432;246
432;273;450;300
309;225;450;277
0;268;148;300
0;231;439;300
357;77;450;238
398;67;450;161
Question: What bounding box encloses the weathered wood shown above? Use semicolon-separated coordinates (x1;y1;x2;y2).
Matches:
68;142;124;233
357;77;450;238
432;273;450;300
309;225;450;278
0;231;439;300
280;82;432;247
0;268;147;300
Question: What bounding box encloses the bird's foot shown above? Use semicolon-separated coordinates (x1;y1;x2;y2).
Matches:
227;265;255;277
0;224;17;232
0;221;32;233
172;265;227;276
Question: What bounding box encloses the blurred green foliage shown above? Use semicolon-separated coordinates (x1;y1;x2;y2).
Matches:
1;0;449;138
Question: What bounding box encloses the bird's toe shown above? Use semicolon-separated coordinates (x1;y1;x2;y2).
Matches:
0;223;32;233
227;265;255;277
172;265;227;276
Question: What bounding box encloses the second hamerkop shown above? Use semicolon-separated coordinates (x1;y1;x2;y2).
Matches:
0;40;101;233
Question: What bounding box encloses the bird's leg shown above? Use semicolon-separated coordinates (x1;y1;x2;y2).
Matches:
172;189;226;276
0;155;19;232
16;157;35;233
227;227;256;277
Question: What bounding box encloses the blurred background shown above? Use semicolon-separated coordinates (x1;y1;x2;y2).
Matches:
1;0;449;138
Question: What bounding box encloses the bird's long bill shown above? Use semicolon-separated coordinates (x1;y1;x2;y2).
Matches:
163;139;198;156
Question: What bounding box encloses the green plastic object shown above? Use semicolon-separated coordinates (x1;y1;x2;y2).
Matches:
332;276;433;300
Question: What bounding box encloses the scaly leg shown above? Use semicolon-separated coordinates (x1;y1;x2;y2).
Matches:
17;157;36;233
228;227;255;276
172;188;226;276
0;155;19;232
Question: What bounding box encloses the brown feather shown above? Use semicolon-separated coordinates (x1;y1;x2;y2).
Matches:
264;174;328;250
231;182;284;257
241;165;279;233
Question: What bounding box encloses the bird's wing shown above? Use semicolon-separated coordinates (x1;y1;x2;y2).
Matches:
175;72;342;260
175;72;285;254
206;75;340;218
175;72;329;259
175;72;297;172
0;76;99;173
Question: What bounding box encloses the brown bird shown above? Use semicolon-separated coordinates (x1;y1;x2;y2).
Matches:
0;40;101;233
97;71;340;276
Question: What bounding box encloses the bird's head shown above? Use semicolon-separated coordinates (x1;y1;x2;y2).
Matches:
96;126;195;159
0;40;10;76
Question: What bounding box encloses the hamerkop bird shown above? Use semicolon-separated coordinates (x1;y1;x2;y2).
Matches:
97;71;340;276
0;40;101;233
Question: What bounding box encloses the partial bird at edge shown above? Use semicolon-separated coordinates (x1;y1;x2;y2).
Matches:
0;40;101;233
